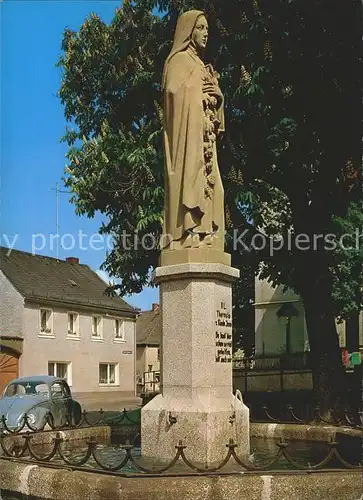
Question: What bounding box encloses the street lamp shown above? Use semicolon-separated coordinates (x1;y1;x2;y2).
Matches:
276;303;299;354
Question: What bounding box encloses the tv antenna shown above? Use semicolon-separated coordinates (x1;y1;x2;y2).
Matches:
49;182;72;260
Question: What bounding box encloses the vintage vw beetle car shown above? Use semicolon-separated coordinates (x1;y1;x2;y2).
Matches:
0;375;82;431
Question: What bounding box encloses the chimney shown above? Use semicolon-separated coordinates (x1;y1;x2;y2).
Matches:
152;303;159;312
66;257;79;264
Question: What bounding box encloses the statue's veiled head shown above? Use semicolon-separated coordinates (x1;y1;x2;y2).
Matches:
170;10;208;56
162;10;208;89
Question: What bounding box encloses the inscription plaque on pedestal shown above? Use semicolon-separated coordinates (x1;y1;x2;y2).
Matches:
215;301;232;363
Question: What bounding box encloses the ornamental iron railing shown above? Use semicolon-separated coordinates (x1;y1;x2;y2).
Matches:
254;403;362;429
0;403;361;435
0;433;361;474
0;408;140;434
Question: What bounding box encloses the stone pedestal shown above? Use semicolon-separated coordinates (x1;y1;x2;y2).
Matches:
141;258;250;466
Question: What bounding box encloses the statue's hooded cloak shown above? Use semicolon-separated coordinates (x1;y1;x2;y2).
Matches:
162;10;225;245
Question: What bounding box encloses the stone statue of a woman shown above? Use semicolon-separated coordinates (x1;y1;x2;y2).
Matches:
161;10;225;251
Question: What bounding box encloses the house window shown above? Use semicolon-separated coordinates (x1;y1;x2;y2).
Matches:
48;362;71;385
99;363;118;385
67;313;79;335
114;319;124;339
40;309;52;334
92;316;102;337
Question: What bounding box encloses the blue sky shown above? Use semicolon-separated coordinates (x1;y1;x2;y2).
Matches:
1;0;158;311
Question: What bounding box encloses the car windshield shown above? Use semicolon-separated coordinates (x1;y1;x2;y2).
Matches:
4;382;49;398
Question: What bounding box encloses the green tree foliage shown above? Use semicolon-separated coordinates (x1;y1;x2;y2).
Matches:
58;0;361;409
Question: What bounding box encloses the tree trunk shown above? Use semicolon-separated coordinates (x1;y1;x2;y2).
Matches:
300;273;345;417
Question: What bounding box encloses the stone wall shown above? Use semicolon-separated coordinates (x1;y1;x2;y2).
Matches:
0;461;361;500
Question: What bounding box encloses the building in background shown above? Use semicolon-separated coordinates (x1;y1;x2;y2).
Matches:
0;247;139;409
136;303;161;394
254;277;362;356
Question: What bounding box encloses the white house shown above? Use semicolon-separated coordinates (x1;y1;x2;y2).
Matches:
0;247;139;409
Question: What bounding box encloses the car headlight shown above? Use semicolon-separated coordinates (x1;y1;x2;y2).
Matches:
26;413;36;425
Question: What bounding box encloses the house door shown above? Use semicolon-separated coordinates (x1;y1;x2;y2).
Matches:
0;351;19;394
